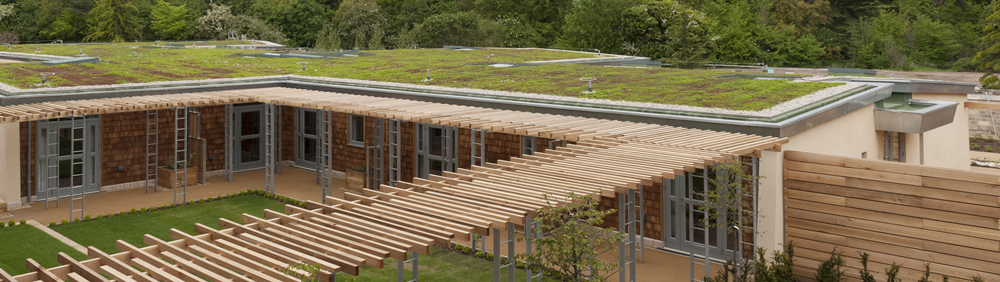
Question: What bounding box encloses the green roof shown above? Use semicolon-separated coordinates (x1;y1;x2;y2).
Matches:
0;42;841;112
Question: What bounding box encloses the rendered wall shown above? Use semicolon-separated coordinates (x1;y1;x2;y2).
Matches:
0;122;20;209
910;93;970;169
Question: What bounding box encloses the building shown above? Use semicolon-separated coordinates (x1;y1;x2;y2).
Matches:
0;43;990;281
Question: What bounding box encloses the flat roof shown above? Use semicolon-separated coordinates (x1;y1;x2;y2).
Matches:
0;42;841;112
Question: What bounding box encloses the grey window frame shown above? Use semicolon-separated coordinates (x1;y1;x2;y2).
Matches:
349;114;365;148
522;135;537;155
36;116;102;200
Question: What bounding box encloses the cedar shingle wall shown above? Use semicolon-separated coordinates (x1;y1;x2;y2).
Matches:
598;183;663;240
19;122;36;197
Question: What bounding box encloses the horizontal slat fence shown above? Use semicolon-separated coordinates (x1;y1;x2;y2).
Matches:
783;150;1000;282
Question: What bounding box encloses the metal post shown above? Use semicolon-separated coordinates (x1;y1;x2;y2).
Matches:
493;229;501;282
628;190;637;281
316;110;323;184
264;104;275;194
388;119;401;186
277;106;283;175
26;121;32;204
69;114;86;222
174;106;188;204
44;121;59;209
224;104;233;182
145;110;159;193
397;251;419;282
320;110;332;202
618;194;627;282
636;185;645;263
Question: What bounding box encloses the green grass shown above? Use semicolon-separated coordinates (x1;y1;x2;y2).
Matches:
335;247;557;282
0;42;842;111
51;195;286;254
0;224;90;275
33;194;555;281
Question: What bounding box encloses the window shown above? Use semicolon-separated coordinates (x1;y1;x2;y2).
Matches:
37;116;101;200
522;136;537;155
349;115;365;147
882;131;905;162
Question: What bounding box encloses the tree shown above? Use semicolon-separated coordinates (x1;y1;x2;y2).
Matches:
976;0;1000;88
336;0;387;50
558;0;636;54
405;11;502;48
278;0;331;47
314;24;341;50
195;4;286;43
620;0;715;61
150;0;191;40
84;0;140;42
516;192;623;282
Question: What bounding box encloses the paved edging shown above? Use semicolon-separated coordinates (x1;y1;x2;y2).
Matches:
26;220;88;254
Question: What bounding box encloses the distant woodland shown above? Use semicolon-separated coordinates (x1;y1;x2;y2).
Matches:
0;0;994;71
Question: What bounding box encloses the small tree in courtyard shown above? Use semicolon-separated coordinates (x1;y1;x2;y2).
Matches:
517;192;624;282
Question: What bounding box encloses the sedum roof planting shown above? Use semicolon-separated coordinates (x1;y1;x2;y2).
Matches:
0;42;841;112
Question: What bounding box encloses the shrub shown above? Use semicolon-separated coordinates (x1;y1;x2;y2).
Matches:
972;144;981;150
858;252;876;282
475;251;484;258
19;219;25;225
8;220;13;226
84;215;91;221
885;263;901;282
987;146;994;152
815;248;845;282
62;219;69;225
49;221;56;227
0;221;5;227
74;218;80;223
486;252;494;261
119;211;126;216
130;208;137;215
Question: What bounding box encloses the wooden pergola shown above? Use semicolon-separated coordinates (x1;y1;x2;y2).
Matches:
1;87;785;282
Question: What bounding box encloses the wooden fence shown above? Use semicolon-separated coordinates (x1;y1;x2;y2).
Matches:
783;150;1000;281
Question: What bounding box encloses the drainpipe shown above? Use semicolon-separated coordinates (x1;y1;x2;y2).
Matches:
920;133;924;165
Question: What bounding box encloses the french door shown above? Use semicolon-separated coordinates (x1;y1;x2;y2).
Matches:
36;116;101;200
662;170;737;260
295;108;320;169
414;123;457;178
233;104;265;171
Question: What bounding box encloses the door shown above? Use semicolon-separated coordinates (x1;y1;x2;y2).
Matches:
415;123;457;179
233;104;265;171
36;116;101;200
295;108;320;169
662;170;736;260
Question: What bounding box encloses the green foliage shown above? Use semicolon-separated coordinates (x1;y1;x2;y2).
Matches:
150;0;192;40
621;0;715;60
0;221;5;228
558;0;635;54
17;220;24;225
48;221;56;227
858;252;876;282
83;215;91;221
40;10;86;41
815;248;845;282
516;192;623;282
84;0;140;42
61;219;69;225
405;12;501;48
917;263;931;282
314;24;342;50
336;0;387;49
884;263;901;282
755;242;796;282
195;4;286;44
701;158;761;231
282;263;323;282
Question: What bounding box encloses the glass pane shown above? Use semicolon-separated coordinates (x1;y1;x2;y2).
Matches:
417;155;425;177
58;128;84;156
58;158;83;188
430;159;443;176
430;128;443;156
241;138;261;163
39;128;48;155
351;116;364;142
303;137;317;162
304;111;317;135
241;111;261;136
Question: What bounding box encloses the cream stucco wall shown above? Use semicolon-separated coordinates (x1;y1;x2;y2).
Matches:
0;122;21;209
757;104;883;252
909;93;970;169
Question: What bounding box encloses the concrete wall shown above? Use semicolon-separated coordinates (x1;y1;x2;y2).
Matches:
0;122;20;209
911;93;970;169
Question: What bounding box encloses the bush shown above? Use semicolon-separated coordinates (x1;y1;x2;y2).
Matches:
49;221;56;227
62;219;69;225
885;263;901;282
0;221;5;227
19;219;25;225
815;248;845;282
486;253;494;261
84;215;91;221
859;252;876;282
475;251;484;258
8;220;13;226
972;144;981;150
987;146;994;152
130;208;137;215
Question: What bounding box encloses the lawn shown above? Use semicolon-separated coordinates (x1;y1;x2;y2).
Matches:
26;194;554;281
0;42;841;111
337;247;556;282
0;224;90;275
51;195;286;254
